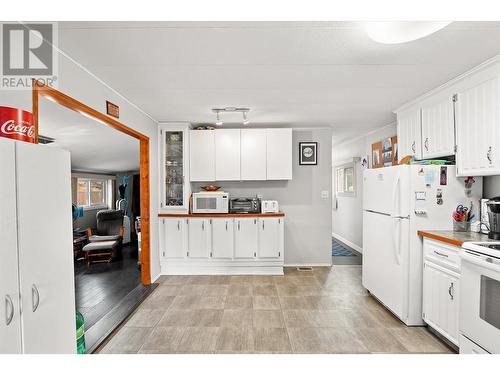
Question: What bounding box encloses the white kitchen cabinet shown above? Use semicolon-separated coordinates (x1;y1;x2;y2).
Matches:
241;129;267;180
423;260;460;345
455;75;500;176
421;96;456;158
258;217;283;259
0;140;76;354
190;130;216;181
215;129;241;181
160;217;187;259
211;218;234;259
234;217;259;259
266;128;292;180
159;123;190;213
0;139;21;354
397;108;422;161
188;218;211;258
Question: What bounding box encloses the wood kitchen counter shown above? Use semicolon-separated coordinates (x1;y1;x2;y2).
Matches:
158;212;285;218
418;230;491;247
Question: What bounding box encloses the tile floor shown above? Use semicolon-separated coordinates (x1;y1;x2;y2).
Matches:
97;266;454;354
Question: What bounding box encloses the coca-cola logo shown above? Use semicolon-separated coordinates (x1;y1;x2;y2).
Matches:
1;120;35;139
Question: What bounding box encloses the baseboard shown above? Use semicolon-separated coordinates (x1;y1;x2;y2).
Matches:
161;265;284;276
284;263;332;267
332;233;363;254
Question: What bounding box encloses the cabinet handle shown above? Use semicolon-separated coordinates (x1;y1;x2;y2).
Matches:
5;295;14;326
177;220;180;231
226;221;228;231
433;250;448;258
254;219;256;225
487;146;493;165
238;221;240;231
412;141;416;154
262;220;265;230
202;221;205;231
32;284;40;312
449;282;454;300
424;138;429;151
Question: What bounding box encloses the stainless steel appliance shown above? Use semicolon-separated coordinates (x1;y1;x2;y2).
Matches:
192;191;229;213
229;197;261;214
486;197;500;239
460;241;500;353
261;200;279;213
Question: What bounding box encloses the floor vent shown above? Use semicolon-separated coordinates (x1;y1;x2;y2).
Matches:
296;266;313;272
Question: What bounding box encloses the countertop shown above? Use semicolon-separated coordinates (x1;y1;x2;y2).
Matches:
158;212;285;218
417;230;493;247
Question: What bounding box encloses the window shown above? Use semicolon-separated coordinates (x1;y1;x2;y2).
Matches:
335;162;356;197
76;178;108;208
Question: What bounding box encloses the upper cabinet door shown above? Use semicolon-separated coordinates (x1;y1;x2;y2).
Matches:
190;130;216;181
215;129;241;181
397;108;422;161
241;129;267;180
455;75;500;176
421;96;455;158
266;129;293;180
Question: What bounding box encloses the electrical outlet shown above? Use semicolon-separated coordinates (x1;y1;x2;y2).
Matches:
257;194;263;199
321;190;329;199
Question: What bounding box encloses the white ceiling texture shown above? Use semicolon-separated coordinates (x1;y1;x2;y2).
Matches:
56;21;500;148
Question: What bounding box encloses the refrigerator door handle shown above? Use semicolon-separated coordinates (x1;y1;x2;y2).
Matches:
392;218;401;265
391;173;400;217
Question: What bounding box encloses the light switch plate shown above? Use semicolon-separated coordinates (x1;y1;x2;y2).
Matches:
321;190;329;199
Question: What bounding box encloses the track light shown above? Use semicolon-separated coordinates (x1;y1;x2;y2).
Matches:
242;111;250;125
215;110;223;126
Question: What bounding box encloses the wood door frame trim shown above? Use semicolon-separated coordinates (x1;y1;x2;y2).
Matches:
32;80;151;285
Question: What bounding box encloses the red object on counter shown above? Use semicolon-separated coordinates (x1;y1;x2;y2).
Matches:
0;106;35;143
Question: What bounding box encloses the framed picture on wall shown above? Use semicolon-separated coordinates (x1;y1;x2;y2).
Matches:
299;142;318;165
371;142;383;169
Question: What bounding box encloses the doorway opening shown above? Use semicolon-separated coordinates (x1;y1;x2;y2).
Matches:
33;81;155;352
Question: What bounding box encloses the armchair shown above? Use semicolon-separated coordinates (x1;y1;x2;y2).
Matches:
82;210;124;266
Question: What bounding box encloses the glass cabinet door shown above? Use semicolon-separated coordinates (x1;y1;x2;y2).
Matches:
164;130;185;207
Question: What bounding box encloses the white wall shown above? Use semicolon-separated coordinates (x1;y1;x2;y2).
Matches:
332;123;397;251
192;128;333;266
0;41;161;281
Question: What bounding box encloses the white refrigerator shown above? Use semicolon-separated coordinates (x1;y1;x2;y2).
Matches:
0;137;76;353
362;164;482;326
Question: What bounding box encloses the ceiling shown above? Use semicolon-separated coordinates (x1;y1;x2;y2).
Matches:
39;97;139;173
57;21;500;144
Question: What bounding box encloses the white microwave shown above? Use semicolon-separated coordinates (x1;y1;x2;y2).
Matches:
192;191;229;214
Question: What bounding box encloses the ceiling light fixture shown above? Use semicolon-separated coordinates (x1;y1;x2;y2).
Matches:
215;110;223;126
364;21;451;44
212;107;251;125
242;111;250;125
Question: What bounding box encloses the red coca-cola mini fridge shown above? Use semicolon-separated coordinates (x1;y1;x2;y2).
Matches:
0;106;35;143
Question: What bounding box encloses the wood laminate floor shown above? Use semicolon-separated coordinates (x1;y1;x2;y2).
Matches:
97;266;454;354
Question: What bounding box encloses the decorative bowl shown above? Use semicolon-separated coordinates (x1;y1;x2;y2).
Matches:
201;185;221;191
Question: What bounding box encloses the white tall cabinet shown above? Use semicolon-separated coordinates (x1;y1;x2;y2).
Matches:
0;138;75;354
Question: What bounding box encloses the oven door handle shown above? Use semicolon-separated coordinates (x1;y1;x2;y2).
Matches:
461;251;500;273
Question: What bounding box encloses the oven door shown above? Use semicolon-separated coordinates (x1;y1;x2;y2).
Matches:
460;250;500;354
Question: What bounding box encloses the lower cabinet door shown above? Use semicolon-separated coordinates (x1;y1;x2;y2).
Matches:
234;218;258;259
211;218;234;259
188;218;211;258
162;218;186;259
258;218;281;259
423;261;460;345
